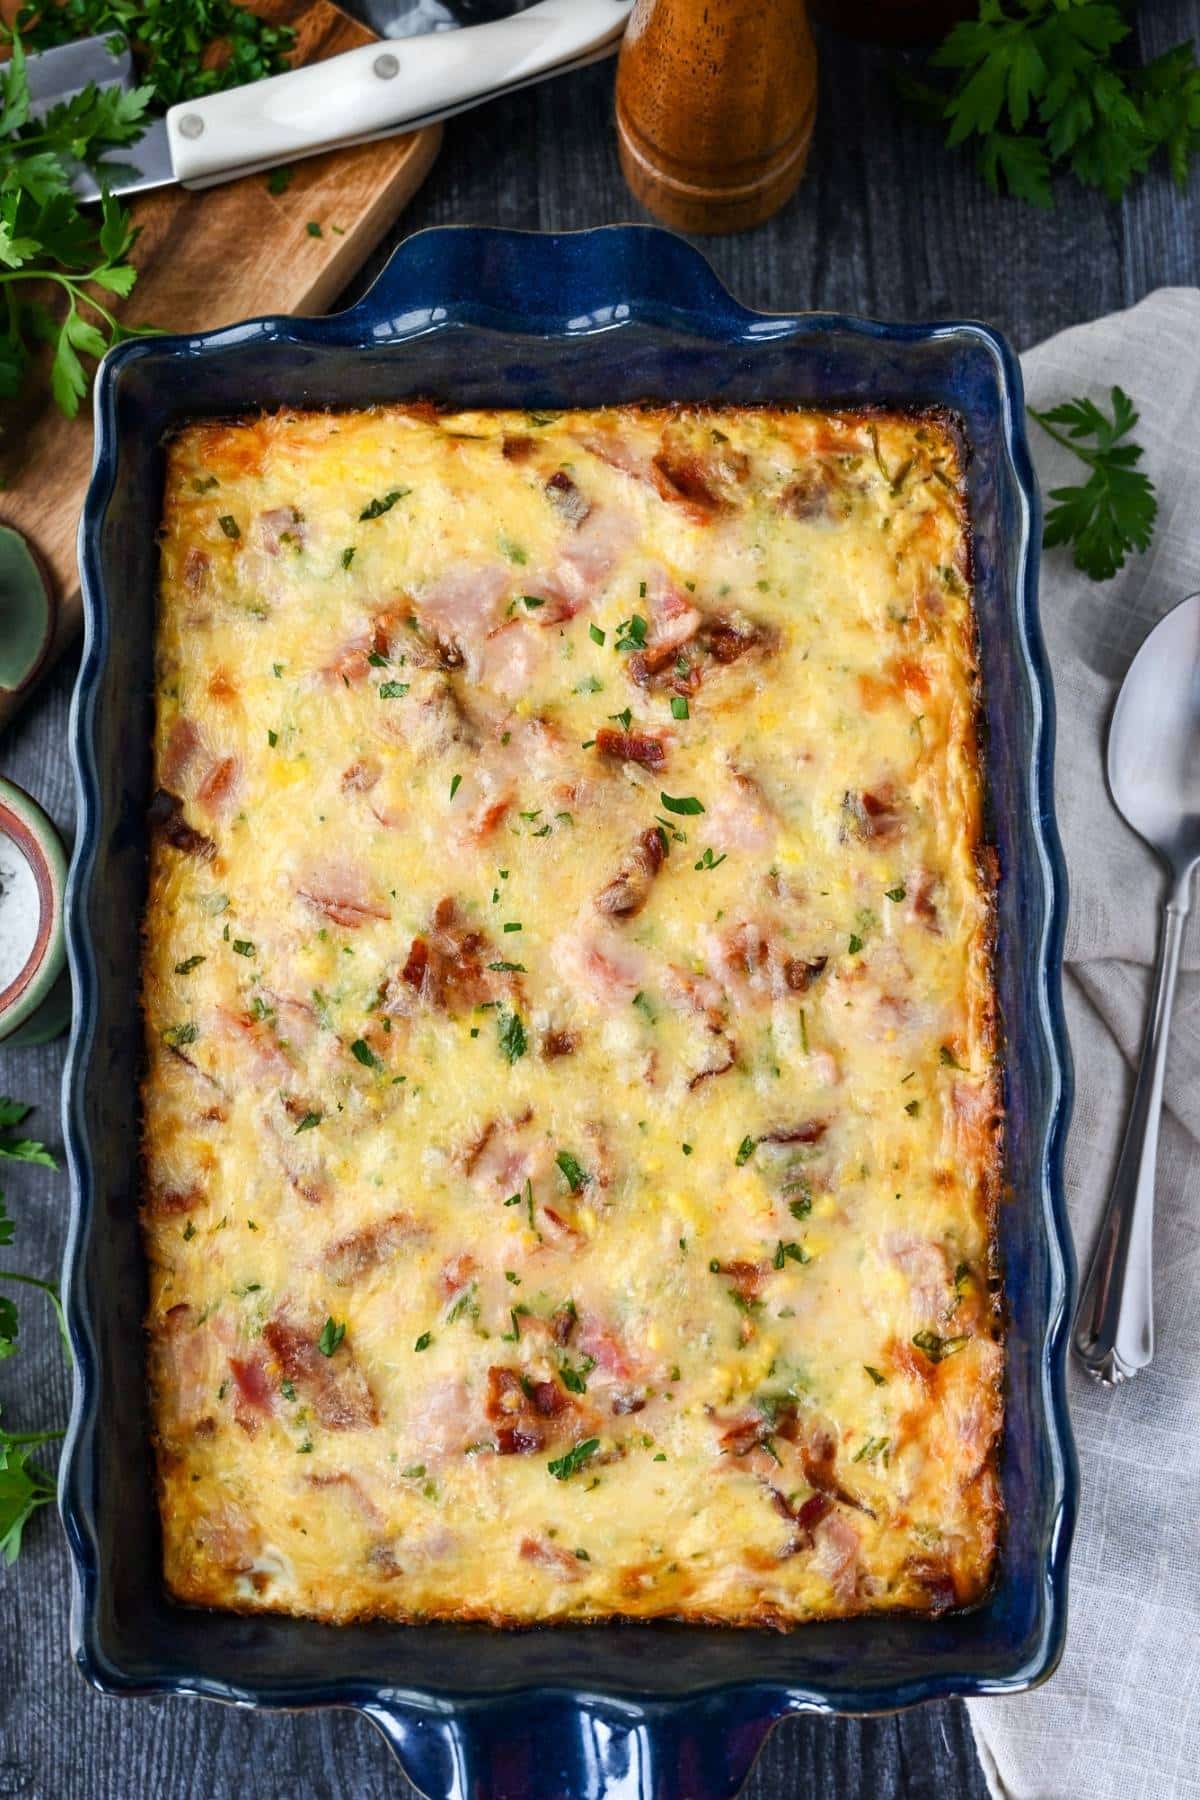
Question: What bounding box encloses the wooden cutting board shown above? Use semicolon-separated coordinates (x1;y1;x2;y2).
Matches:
0;0;441;730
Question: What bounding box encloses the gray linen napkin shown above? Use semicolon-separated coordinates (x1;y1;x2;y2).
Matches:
966;289;1200;1800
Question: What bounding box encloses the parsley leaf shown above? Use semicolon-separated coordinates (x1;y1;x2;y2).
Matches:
555;1150;588;1193
359;488;410;521
497;1008;528;1065
907;1;1200;206
317;1317;345;1357
547;1437;600;1482
1029;387;1157;579
912;1329;970;1362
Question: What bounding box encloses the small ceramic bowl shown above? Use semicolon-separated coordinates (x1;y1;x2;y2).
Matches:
0;776;69;1046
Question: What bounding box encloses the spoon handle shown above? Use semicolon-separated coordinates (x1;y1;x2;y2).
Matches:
1074;875;1192;1384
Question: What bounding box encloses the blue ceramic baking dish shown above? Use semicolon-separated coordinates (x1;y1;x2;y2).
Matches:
63;226;1076;1799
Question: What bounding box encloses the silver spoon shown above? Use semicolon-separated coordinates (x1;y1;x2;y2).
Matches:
1074;590;1200;1385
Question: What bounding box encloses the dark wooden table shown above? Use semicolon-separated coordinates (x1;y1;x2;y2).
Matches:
2;5;1198;1792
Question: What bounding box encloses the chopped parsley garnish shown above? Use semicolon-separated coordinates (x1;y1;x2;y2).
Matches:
547;1437;600;1482
788;1188;813;1220
614;614;648;651
306;220;322;237
852;1435;890;1464
864;1364;887;1386
281;1379;296;1400
609;707;633;731
497;1008;528;1064
294;1111;322;1134
449;773;462;800
232;939;255;957
660;791;705;816
773;1240;811;1268
218;515;240;539
681;1142;693;1156
162;1022;198;1048
499;535;527;564
735;1135;757;1167
912;1330;970;1362
632;990;656;1024
267;729;278;747
939;1045;967;1070
694;847;726;871
350;1038;381;1070
555;1151;588;1193
379;681;409;699
520;594;546;610
174;955;206;975
413;1331;433;1353
359;488;410;521
559;1354;596;1395
503;921;522;933
368;652;389;668
671;695;689;720
905;1098;921;1117
848;934;863;955
589;623;606;646
488;960;525;973
341;546;355;569
885;885;906;903
317;1317;345;1356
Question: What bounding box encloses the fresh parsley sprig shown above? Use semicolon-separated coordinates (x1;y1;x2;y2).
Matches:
1028;385;1157;580
0;30;154;417
0;1098;67;1566
904;0;1200;207
18;0;295;113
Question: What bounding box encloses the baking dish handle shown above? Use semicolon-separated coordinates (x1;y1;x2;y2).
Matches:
336;223;761;345
360;1694;777;1798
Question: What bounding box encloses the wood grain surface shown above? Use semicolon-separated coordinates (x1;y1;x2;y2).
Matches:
2;0;1199;1792
0;0;440;732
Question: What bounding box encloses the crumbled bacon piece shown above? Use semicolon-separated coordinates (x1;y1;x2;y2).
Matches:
146;1185;202;1217
784;955;828;993
699;612;774;666
542;1028;579;1060
148;789;215;860
760;1119;827;1147
321;1212;424;1285
501;434;535;461
906;1555;960;1613
545;469;591;527
262;1314;378;1430
393;896;513;1014
485;1365;576;1456
593;728;667;771
594;827;667;919
841;786;905;845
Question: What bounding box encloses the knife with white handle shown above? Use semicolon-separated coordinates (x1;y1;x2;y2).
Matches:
34;1;632;200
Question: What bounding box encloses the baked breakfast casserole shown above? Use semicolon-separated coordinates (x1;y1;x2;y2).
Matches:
142;403;1002;1627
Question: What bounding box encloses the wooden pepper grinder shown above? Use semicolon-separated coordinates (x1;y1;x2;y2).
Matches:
615;0;818;234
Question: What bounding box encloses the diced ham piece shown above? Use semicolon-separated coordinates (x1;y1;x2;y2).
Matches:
704;769;777;853
297;865;390;929
258;507;305;555
551;920;648;1013
151;1304;212;1433
228;1351;276;1434
905;867;941;933
195;754;241;817
161;717;203;790
415;565;510;672
262;1313;378;1430
811;1509;861;1604
307;1470;384;1529
485;1366;573;1454
520;1536;584;1582
477;618;546;700
885;1231;952;1325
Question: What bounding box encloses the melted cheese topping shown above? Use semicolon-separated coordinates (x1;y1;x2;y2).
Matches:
142;405;1002;1627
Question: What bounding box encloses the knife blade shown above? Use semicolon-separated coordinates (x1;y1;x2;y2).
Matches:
29;0;631;201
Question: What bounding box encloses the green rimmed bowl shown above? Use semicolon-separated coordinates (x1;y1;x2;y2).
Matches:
0;776;69;1046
